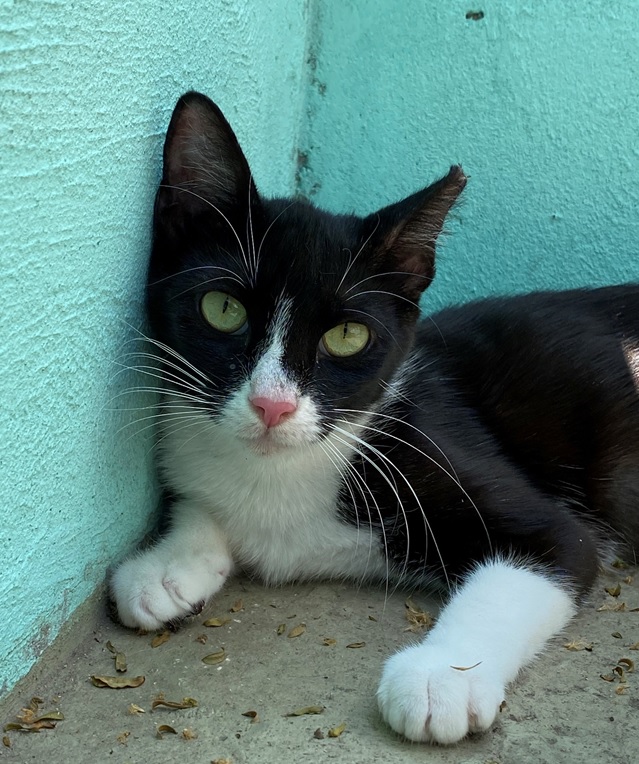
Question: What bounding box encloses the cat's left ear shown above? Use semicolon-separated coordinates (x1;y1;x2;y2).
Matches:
367;166;466;301
155;91;257;227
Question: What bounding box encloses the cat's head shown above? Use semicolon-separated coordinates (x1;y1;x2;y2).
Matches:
147;92;465;455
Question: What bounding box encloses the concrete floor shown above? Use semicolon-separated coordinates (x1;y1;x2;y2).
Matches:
1;570;638;764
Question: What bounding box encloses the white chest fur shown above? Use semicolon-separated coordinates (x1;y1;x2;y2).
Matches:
158;404;387;585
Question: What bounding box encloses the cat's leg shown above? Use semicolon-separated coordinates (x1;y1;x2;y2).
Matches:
377;558;576;744
110;499;233;631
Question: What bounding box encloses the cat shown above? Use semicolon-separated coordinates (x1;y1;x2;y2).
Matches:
111;91;639;745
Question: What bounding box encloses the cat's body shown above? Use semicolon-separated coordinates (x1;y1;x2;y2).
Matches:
111;92;639;744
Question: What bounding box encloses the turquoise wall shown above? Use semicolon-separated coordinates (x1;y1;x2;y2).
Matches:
299;0;639;311
0;0;309;695
3;0;639;697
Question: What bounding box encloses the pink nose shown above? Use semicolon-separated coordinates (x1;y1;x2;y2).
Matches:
250;396;297;428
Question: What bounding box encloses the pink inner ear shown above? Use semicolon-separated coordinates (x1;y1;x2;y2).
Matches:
250;396;297;428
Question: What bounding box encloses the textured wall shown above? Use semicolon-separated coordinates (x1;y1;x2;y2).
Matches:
0;0;308;695
299;0;639;311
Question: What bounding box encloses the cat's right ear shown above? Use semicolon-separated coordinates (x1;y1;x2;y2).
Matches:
155;92;255;228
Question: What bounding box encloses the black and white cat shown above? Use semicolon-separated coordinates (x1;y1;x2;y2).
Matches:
111;92;639;744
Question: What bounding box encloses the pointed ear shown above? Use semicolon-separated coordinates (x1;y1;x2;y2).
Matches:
367;166;466;301
156;91;255;223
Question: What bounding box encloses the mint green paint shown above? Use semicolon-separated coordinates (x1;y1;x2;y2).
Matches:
3;0;639;698
0;0;309;696
299;0;639;311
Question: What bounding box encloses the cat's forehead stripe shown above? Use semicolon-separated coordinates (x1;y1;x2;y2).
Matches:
250;295;296;398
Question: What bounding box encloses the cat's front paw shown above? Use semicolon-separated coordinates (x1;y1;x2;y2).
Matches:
377;643;505;744
110;548;232;631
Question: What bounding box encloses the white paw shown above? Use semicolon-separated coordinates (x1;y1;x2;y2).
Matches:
377;643;505;744
110;547;231;631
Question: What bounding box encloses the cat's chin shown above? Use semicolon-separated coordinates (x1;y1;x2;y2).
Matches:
239;433;300;457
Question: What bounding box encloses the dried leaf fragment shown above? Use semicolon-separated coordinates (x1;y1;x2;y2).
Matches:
288;623;306;638
276;624;286;636
211;759;233;764
322;637;337;646
563;640;593;652
196;634;208;644
615;685;628;695
285;706;324;717
618;657;635;672
152;696;198;710
313;727;325;739
328;722;347;738
202;648;226;665
612;632;623;639
151;631;171;648
611;559;629;569
368;615;377;621
116;731;130;745
156;724;178;738
597;601;627;612
203;616;231;628
629;642;639;651
242;710;259;723
404;598;434;631
600;673;615;682
90;675;145;689
182;728;198;740
451;662;482;671
2;735;10;747
346;642;366;649
605;583;622;597
230;599;243;613
128;704;145;715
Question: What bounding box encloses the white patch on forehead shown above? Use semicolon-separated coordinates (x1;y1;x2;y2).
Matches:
623;340;639;391
251;295;296;399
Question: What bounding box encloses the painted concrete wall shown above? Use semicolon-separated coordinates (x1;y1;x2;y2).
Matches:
299;0;639;311
0;0;309;696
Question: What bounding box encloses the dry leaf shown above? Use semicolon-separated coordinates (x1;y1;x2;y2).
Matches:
211;759;233;764
404;599;434;631
127;704;145;715
328;722;346;738
152;696;198;710
116;731;130;745
230;599;243;613
597;601;627;612
615;685;628;695
624;576;634;585
600;673;615;682
288;624;306;638
90;675;145;689
563;640;593;652
368;615;377;621
451;662;482;671
151;631;171;648
202;648;226;665
182;728;198;740
285;706;324;717
346;642;366;649
203;616;231;628
618;657;635;672
2;735;10;748
196;634;208;644
611;559;629;569
322;638;337;646
605;583;622;597
613;666;626;682
612;632;623;639
629;642;639;651
242;710;259;723
156;724;178;738
313;727;325;739
276;624;286;636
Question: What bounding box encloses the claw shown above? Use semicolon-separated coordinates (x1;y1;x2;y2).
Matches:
191;599;206;616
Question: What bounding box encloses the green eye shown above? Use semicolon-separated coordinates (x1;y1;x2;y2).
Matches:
201;291;247;334
321;322;370;357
